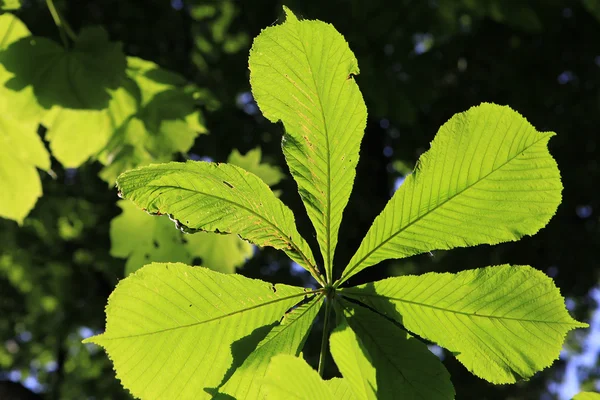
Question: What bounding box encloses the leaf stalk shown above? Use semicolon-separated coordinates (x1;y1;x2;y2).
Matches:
317;294;332;377
46;0;77;47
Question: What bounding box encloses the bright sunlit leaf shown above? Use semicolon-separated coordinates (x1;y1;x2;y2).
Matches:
220;293;323;398
263;354;337;399
0;13;48;223
85;262;313;400
342;265;587;383
573;392;600;400
0;0;20;11
250;7;367;279
0;117;49;224
341;103;562;283
332;300;454;399
116;161;322;282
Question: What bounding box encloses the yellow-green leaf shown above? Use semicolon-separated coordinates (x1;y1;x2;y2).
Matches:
342;265;587;383
250;7;367;279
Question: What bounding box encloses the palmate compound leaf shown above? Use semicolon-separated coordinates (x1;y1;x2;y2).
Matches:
331;300;454;400
218;291;323;399
116;161;324;284
84;262;320;400
341;265;588;384
339;103;562;284
263;354;355;400
249;7;367;279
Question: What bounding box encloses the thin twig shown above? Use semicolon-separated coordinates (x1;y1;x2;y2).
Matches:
46;0;77;47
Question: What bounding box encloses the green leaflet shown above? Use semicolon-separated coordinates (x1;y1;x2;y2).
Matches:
36;59;137;168
98;56;207;183
573;392;600;400
30;53;206;171
0;13;48;224
340;103;562;283
330;317;377;400
184;231;253;274
0;117;49;224
332;300;454;399
263;355;339;400
85;262;315;400
0;13;28;50
326;378;356;400
227;147;285;187
116;161;322;283
110;201;191;274
0;26;126;110
0;0;20;11
111;146;284;275
220;293;322;398
44;107;114;168
249;7;367;280
341;265;588;384
111;200;253;276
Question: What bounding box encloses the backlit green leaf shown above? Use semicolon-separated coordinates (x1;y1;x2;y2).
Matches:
341;103;562;283
250;7;367;279
0;26;126;110
227;147;285;187
111;200;252;275
116;161;323;283
573;392;600;400
0;14;43;120
0;14;48;223
44;107;113;168
263;354;336;400
332;300;454;399
110;201;190;274
0;13;27;47
0;117;49;224
325;378;356;400
342;265;587;383
330;317;377;400
220;293;322;399
98;57;207;183
0;0;20;11
85;262;314;400
184;231;253;274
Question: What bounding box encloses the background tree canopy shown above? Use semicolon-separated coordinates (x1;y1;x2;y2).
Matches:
0;0;598;399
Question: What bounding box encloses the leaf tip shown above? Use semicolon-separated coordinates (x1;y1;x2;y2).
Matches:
282;6;299;23
82;334;103;345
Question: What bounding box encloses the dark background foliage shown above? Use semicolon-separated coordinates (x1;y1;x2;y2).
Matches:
1;0;599;399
